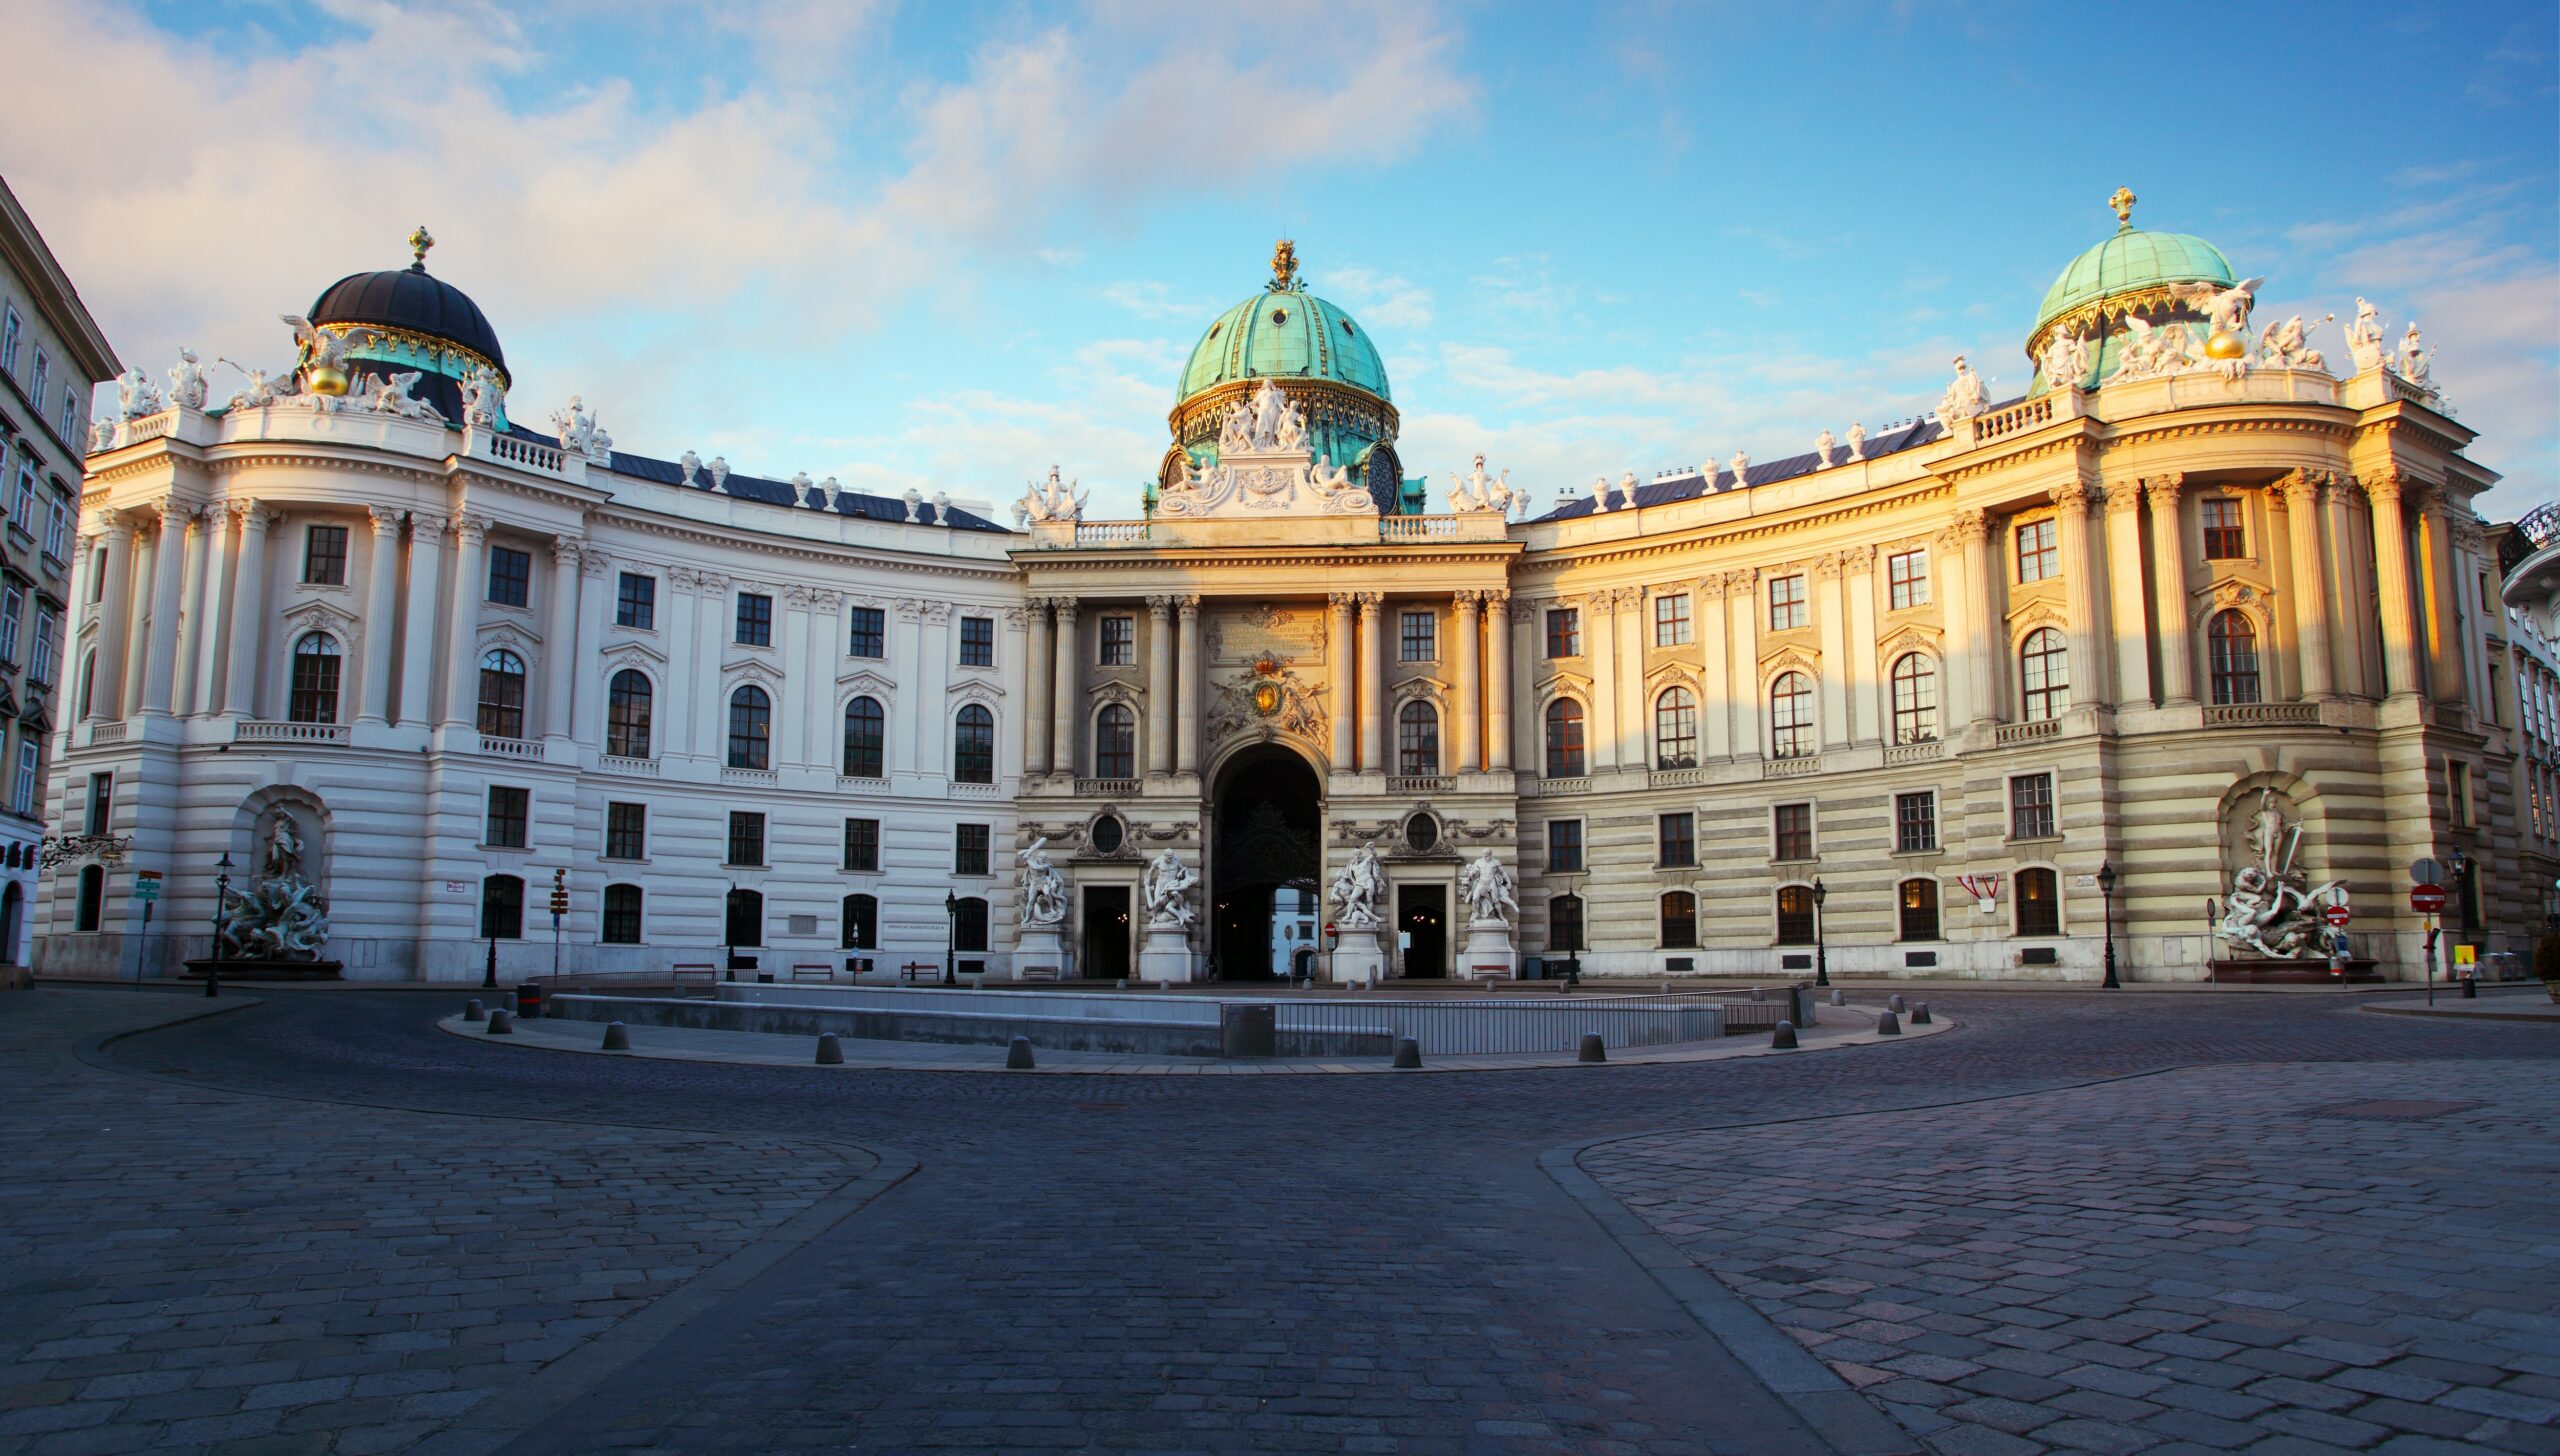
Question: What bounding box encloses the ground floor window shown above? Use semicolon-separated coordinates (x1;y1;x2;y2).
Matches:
601;884;643;944
843;893;878;950
952;895;988;953
1776;884;1816;945
1898;878;1939;942
1660;891;1697;949
1547;894;1584;954
480;874;524;939
2015;867;2060;936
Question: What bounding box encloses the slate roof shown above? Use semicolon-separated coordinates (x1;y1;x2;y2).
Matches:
1526;416;1950;524
502;423;1011;534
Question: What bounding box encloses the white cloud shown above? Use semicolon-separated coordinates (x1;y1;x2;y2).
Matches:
1322;266;1435;330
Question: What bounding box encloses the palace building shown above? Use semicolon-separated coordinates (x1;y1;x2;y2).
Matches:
43;199;2524;983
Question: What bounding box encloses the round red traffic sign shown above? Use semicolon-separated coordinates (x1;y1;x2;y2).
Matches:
2321;904;2351;927
2408;884;2448;914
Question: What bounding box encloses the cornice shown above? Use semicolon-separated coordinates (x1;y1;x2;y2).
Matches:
1514;480;1955;576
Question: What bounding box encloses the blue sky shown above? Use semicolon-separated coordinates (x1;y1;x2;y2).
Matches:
14;0;2555;520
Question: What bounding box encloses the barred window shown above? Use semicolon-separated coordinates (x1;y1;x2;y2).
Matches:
480;875;524;939
1899;878;1941;942
1547;894;1585;954
1776;885;1816;945
842;893;878;950
2015;867;2061;936
1660;891;1697;949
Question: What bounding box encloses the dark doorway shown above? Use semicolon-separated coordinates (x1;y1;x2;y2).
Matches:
724;888;763;948
1210;746;1321;979
1399;884;1446;979
0;881;20;965
1082;885;1131;981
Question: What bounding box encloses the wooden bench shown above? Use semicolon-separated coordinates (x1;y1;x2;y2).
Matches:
900;961;940;985
671;964;718;997
789;963;834;984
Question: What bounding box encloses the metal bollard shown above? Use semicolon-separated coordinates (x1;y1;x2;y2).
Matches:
1830;988;1846;1007
1005;1036;1036;1070
1911;1002;1932;1025
815;1032;844;1065
1875;1010;1902;1035
1392;1037;1422;1069
485;1009;514;1035
1578;1033;1606;1064
1889;994;1907;1014
463;999;486;1023
601;1021;630;1051
1771;1019;1798;1049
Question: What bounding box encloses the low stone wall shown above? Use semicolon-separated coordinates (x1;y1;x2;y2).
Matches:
545;992;1398;1058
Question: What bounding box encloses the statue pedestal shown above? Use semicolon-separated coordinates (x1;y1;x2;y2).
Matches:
1137;924;1198;984
1459;918;1517;981
1331;925;1387;987
1016;926;1068;981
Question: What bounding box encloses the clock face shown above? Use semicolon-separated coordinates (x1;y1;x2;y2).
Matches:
1251;682;1283;716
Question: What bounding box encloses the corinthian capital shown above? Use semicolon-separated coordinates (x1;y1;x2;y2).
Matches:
2048;481;2095;513
1951;507;1990;541
2142;473;2185;509
2102;480;2146;512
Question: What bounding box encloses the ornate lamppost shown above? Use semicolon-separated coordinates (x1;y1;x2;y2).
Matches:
943;891;959;986
2097;860;2121;989
1811;878;1830;988
207;851;232;999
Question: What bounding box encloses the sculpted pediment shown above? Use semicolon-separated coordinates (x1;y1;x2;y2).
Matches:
836;667;895;694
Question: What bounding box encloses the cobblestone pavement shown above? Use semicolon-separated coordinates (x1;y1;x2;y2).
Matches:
0;984;2549;1455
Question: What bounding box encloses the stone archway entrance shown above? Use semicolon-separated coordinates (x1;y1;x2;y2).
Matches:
1209;746;1322;980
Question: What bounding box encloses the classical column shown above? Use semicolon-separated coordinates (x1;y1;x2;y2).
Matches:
86;518;135;721
1725;571;1760;754
142;502;191;712
1845;548;1881;743
395;513;444;726
357;505;403;725
1613;588;1644;767
664;569;700;757
170;507;213;718
1483;588;1512;772
2279;471;2334;700
188;506;236;716
917;600;953;778
1050;598;1079;778
1175;595;1202;776
222;505;276;720
1814;554;1851;746
2051;481;2108;708
2102;481;2154;705
1452;590;1483;774
1957;509;2000;724
2416;484;2468;706
120;520;156;716
693;574;728;758
2366;473;2424;699
1697;576;1731;759
543;540;583;740
776;585;809;765
1932;523;1971;729
1327;592;1356;772
1146;596;1175;775
440;515;489;731
2325;477;2377;697
1586;591;1620;771
1023;599;1053;775
573;550;613;747
1355;592;1384;772
2146;476;2194;704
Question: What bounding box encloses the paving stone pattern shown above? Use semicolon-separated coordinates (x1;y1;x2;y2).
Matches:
1584;1062;2560;1456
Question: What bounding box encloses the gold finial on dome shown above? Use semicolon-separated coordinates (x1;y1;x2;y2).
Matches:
407;224;435;268
2107;187;2136;227
1269;238;1299;292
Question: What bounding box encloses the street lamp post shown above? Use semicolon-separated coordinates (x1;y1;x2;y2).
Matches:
1811;878;1830;988
943;891;959;986
2097;860;2121;989
206;851;232;999
724;881;737;982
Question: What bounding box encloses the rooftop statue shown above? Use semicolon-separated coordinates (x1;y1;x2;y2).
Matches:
1728;449;1750;486
1144;849;1198;930
459;365;504;427
218;358;291;412
113;367;165;422
901;486;922;523
2343;297;2389;373
2039;330;2091;391
1845;422;1866;461
2396;321;2432;389
1813;429;1835;468
708;455;730;491
358;369;442;421
679;450;700;486
1589;475;1614;512
2169;275;2265;337
166;348;210;410
1017;464;1086;525
2257;314;2332;372
550;395;610;462
2108;317;2197;382
1933;355;1990;428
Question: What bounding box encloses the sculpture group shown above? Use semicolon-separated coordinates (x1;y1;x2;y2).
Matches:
2212;788;2346;960
215;811;332;962
1156;379;1376;519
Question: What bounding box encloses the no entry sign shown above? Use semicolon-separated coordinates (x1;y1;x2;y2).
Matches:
2408;883;2448;915
2321;904;2351;927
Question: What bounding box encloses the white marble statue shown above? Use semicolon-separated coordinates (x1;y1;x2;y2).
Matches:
1728;449;1750;486
900;486;922;523
280;314;372;378
1327;845;1383;928
1458;849;1518;925
88;417;117;453
2396;321;2433;389
1448;454;1510;514
1017;838;1068;927
1217;400;1252;455
2108;317;2197;382
550;396;610;461
358;370;441;421
1845;422;1866;461
459;365;503;427
2344;297;2389;373
1934;355;1990;427
1143;849;1198;930
114;367;164;421
216;809;331;962
1313;453;1355;493
1018;465;1085;524
1217;378;1309;455
1250;377;1288;444
2169;275;2266;337
166;348;210;410
2039;330;2091;390
707;455;730;492
2257;314;2332;372
2212;788;2346;960
1813;429;1835;468
219;358;290;412
679;450;700;486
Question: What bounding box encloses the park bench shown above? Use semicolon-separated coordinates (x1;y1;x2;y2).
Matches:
789;963;833;984
900;961;940;985
671;963;718;997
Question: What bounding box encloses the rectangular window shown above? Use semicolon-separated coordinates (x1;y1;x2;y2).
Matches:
1899;879;1941;942
955;823;990;876
2201;497;2246;559
734;591;773;646
1768;573;1806;631
0;590;20;667
1660;892;1698;950
1657;811;1696;869
486;545;531;607
1546;819;1584;873
30;350;47;417
727;811;767;867
1895;791;1938;854
2015;868;2061;937
11;738;35;816
2010;773;2056;841
480;876;524;940
604;802;647;861
2;306;18;376
303;525;349;585
58;387;76;443
1772;803;1815;862
85;772;111;835
1099;615;1135;665
843;818;880;872
485;786;529;849
1547;894;1584;954
1546;607;1581;658
2015;519;2058;583
43;498;66;561
1654;592;1691;647
959;615;994;667
10;464;35;534
1400;610;1436;662
2448;761;2470;828
849;606;885;658
1887;549;1929;610
601;884;644;945
615;572;655;630
30;610;55;686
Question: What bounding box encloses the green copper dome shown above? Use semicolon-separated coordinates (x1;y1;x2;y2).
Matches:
1177;288;1390;405
2032;225;2235;339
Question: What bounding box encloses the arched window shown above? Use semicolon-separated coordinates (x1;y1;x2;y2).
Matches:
952;895;989;952
480;874;524;939
842;893;878;950
1769;671;1814;759
953;703;995;783
75;864;104;932
1543;698;1586;779
1898;878;1940;942
477;649;526;739
601;884;643;944
1397;700;1440;776
724;887;762;947
1094;703;1136;779
1654;687;1698;769
2208;610;2260;705
288;633;341;724
1660;890;1697;949
726;685;771;770
841;696;885;778
1889;654;1938;745
2015;867;2061;936
2020;628;2069;721
1776;884;1816;945
1547;894;1585;954
606;670;652;759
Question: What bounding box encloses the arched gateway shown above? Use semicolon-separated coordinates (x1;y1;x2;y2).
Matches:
1209;746;1323;979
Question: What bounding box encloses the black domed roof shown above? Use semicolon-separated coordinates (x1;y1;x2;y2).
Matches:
309;262;506;377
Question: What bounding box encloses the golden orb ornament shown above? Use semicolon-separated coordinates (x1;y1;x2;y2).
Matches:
2204;328;2247;361
305;363;350;396
1251;681;1283;716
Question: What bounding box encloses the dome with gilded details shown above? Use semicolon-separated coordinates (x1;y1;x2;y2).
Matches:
1177;285;1390;405
2025;190;2241;395
308;228;508;382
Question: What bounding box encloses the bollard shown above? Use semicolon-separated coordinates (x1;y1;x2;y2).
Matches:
2461;976;2477;1000
1911;1001;1932;1025
1749;986;1765;1002
1659;980;1672;994
1889;993;1907;1014
815;1032;844;1065
1005;1036;1036;1070
485;1009;514;1035
1772;1019;1798;1049
463;998;486;1023
1116;978;1128;991
600;1021;630;1051
1578;1033;1606;1064
1392;1037;1422;1069
1830;988;1846;1007
1875;1010;1902;1035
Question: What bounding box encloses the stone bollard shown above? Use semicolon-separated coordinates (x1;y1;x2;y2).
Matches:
815;1032;845;1065
1772;1020;1798;1049
1005;1036;1036;1070
1911;1002;1932;1025
1889;994;1907;1014
601;1021;630;1051
1830;988;1845;1007
1578;1033;1606;1064
1876;1010;1902;1035
485;1009;514;1035
463;999;486;1023
1392;1037;1422;1069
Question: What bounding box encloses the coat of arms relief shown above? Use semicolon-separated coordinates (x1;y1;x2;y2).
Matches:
1206;652;1325;746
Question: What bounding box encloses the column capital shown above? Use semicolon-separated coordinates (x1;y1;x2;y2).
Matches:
1145;594;1177;616
2048;480;2097;513
2322;472;2366;506
895;597;927;622
1452;589;1484;612
366;503;405;530
1811;553;1843;582
806;587;843;610
409;510;448;538
580;546;614;579
1175;592;1201;613
450;512;493;546
1353;591;1383;613
1508;597;1536;623
550;536;584;567
1479;586;1510;607
1609;585;1644;610
1327;591;1359;610
230;500;281;534
1722;567;1759;594
2142;473;2186;508
1951;507;1992;541
1052;595;1081;618
2102;479;2146;512
1840;544;1875;573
